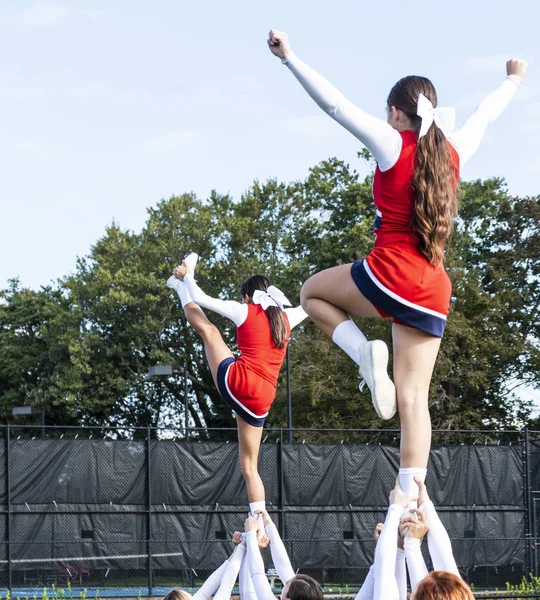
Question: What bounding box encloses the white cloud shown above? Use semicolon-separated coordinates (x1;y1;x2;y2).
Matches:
0;2;104;29
136;129;201;153
0;2;69;29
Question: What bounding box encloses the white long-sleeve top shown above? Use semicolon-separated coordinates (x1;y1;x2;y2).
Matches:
355;548;407;600
246;529;277;600
404;537;429;592
282;52;522;171
239;548;258;600
421;500;460;577
193;546;243;600
265;522;295;583
183;273;308;329
373;504;404;600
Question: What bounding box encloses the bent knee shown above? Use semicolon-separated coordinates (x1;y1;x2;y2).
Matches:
199;322;221;343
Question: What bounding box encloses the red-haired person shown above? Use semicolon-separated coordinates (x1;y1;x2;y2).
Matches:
267;29;527;504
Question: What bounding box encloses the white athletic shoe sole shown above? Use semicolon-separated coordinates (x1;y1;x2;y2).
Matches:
358;340;396;420
184;252;198;272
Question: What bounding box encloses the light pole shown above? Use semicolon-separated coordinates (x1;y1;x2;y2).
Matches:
12;406;45;438
147;365;189;434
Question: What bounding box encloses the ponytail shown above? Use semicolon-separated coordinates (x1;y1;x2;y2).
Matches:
240;275;287;349
411;123;457;264
387;76;458;265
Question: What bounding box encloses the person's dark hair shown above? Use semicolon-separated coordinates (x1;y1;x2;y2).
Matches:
286;574;324;600
387;76;458;265
414;571;473;600
241;275;287;348
162;590;191;600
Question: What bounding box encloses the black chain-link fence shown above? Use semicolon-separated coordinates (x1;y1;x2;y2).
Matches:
0;425;539;597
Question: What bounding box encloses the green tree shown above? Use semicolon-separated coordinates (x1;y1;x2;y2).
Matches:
0;159;538;433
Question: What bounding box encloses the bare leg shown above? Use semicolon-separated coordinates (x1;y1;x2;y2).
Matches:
183;302;233;387
392;323;441;468
237;415;265;502
300;263;381;336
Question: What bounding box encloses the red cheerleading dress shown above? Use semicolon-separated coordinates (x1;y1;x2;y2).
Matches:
351;130;460;337
216;303;291;427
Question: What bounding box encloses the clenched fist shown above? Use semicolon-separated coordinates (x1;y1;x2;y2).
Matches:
267;29;292;60
506;58;528;80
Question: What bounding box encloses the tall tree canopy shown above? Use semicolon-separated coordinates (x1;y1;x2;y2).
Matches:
1;158;538;433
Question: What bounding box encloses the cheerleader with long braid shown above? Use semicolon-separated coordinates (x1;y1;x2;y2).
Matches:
267;29;527;504
167;254;307;517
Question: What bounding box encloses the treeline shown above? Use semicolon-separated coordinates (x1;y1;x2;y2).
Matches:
1;158;539;432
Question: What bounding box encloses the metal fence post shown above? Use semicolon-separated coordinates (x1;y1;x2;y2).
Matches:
184;366;190;441
279;428;285;540
286;347;292;444
5;425;11;591
147;427;153;596
524;427;535;576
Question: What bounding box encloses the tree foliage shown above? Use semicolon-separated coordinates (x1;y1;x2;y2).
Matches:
1;158;538;432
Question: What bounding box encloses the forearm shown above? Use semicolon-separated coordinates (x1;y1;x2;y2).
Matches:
395;548;407;600
246;530;277;600
213;545;246;600
239;552;258;600
421;501;460;577
404;537;428;592
183;274;247;326
449;75;522;166
354;565;375;600
373;505;403;600
192;558;230;600
266;522;295;583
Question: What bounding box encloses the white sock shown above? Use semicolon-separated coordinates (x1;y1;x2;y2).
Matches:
176;281;194;308
399;468;427;509
332;320;367;366
249;500;265;517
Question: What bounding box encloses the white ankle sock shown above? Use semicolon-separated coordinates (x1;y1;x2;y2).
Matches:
176;281;194;308
249;500;265;517
332;320;367;366
399;468;427;509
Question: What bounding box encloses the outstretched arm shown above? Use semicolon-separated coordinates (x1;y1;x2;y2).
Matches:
415;477;460;578
246;530;277;600
421;501;460;577
192;554;232;600
264;519;295;584
284;305;309;330
448;59;527;167
268;29;402;172
213;545;246;600
182;273;248;326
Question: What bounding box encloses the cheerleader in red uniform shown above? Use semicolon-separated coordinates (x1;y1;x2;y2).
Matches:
267;29;527;501
167;254;307;517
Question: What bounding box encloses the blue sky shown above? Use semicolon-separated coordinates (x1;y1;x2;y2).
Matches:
0;0;538;292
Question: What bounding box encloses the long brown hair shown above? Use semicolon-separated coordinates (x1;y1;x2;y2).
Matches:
241;275;287;349
414;572;473;600
387;76;458;265
287;575;324;600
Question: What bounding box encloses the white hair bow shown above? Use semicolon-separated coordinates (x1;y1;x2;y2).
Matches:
417;93;456;138
252;286;291;311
